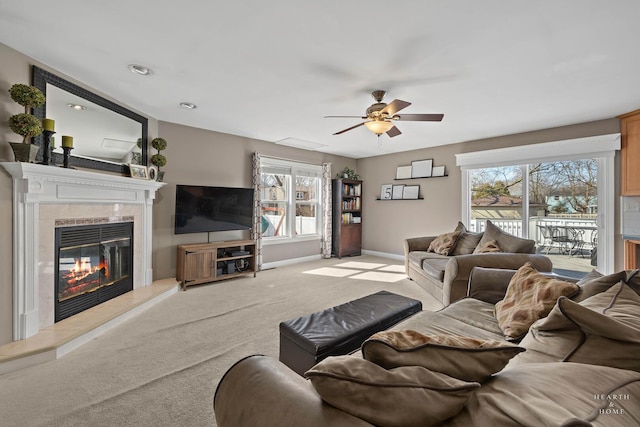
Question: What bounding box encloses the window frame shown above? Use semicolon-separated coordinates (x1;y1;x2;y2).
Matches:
260;157;323;244
456;134;620;274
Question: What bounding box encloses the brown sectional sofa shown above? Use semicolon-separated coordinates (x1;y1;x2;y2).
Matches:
214;266;640;427
405;220;552;305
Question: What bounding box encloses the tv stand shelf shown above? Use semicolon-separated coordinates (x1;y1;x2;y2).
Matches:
176;239;256;290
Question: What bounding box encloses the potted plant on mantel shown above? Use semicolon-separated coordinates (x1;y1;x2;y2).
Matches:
150;137;167;181
8;83;46;162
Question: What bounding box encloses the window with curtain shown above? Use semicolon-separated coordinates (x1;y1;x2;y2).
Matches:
259;157;322;241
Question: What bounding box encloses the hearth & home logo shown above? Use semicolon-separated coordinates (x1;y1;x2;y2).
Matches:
593;393;631;416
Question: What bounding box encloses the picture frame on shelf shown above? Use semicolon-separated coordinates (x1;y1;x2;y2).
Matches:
396;165;412;179
380;184;393;200
432;165;446;177
128;163;148;179
392;184;405;199
411;159;433;178
402;185;420;199
147;165;159;181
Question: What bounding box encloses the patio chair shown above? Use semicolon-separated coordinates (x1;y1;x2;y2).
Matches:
537;225;556;254
565;226;585;258
546;225;580;256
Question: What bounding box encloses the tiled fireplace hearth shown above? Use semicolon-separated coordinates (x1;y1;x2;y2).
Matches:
1;162;164;341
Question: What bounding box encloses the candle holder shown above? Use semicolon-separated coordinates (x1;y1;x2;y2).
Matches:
50;146;57;166
62;146;74;168
39;130;56;165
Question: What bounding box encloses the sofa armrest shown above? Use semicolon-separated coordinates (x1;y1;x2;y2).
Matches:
404;236;437;274
214;355;373;427
442;253;553;305
404;236;436;253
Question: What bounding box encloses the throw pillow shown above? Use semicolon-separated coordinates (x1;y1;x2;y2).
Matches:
305;355;479;427
428;230;461;256
513;280;640;372
477;220;535;253
572;270;628;302
361;330;524;382
494;262;579;340
451;222;484;255
473;239;501;254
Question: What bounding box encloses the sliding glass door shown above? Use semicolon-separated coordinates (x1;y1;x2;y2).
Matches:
458;135;618;274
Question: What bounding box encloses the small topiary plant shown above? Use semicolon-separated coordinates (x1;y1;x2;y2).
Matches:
150;137;167;170
8;84;46;143
336;166;360;180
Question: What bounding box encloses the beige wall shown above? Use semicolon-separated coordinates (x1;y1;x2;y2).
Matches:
151;121;355;280
358;119;623;267
0;43;356;345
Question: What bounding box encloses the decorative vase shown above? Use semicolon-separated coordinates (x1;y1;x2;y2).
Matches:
157;171;165;182
9;142;40;163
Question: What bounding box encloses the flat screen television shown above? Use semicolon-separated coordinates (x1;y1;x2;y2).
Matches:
174;185;254;234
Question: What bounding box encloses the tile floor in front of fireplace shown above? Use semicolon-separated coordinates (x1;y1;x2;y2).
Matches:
0;279;179;374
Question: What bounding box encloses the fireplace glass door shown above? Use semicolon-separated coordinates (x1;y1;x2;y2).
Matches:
55;222;133;321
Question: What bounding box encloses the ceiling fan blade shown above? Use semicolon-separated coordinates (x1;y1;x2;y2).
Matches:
394;113;444;122
386;126;402;138
333;122;365;135
325;115;367;119
381;99;411;116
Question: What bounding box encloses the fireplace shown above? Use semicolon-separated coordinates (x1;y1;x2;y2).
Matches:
1;162;164;340
55;222;134;321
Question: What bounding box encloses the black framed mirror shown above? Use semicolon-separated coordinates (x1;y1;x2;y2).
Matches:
32;65;148;174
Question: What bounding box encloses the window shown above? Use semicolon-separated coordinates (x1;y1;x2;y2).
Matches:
456;134;620;274
259;157;322;241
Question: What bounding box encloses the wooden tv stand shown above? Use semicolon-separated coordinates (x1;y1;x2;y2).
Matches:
176;239;256;290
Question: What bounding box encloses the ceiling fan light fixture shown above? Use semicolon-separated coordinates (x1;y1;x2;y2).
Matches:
364;120;394;135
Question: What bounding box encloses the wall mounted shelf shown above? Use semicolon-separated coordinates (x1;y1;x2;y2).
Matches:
375;198;424;201
393;175;448;181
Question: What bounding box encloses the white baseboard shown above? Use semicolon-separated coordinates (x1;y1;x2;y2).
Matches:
361;250;404;261
261;250;404;270
262;254;322;270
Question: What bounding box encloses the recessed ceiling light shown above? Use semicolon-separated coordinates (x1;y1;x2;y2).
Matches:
179;102;197;110
67;103;86;110
128;64;153;76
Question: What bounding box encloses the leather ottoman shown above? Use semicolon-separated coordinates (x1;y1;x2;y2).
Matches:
279;290;422;375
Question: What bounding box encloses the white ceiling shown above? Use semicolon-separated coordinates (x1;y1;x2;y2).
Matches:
2;0;640;159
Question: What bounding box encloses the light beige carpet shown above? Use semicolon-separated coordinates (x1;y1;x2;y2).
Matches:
0;255;442;427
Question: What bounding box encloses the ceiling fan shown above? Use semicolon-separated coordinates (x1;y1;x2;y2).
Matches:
326;90;444;138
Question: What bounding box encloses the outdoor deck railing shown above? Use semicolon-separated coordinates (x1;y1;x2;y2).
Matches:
469;217;597;251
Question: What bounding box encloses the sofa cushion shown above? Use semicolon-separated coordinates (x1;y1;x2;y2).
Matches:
494;262;579;340
305;355;479;427
422;258;449;281
473;239;501;254
454;362;640;427
477;220;535;253
513;281;640;372
394;299;506;342
428;230;461;256
451;222;483;256
361;330;524;382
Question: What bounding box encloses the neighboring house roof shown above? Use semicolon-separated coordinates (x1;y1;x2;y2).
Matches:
472;195;522;206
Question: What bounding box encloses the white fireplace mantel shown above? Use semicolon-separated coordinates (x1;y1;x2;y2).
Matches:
1;162;165;340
